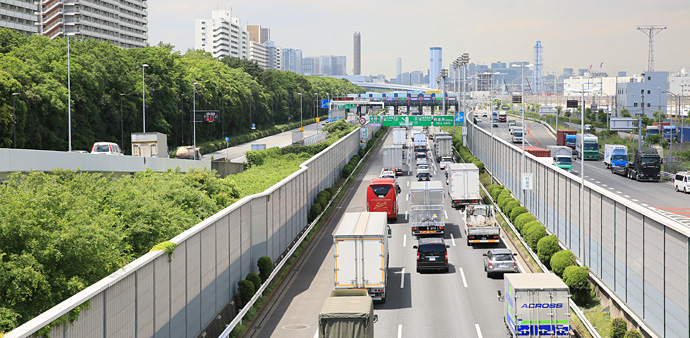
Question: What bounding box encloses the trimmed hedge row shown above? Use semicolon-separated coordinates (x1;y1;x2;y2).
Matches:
236;256;274;307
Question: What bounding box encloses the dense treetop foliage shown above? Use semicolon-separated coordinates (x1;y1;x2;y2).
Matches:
0;28;363;151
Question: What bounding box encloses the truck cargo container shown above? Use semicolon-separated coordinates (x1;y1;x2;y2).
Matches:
413;133;427;152
382;144;405;176
575;134;599;160
409;181;445;236
447;163;481;209
333;212;390;303
498;112;507;122
318;289;376;338
464;204;500;245
603;144;628;176
366;179;399;221
521;146;551;158
502;273;571;337
434;136;454;161
547;146;573;171
511;127;524;143
556;130;576;148
392;128;407;148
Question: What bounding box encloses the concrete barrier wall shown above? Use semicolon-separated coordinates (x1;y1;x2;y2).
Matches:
10;127;376;338
0;148;211;177
466;122;690;338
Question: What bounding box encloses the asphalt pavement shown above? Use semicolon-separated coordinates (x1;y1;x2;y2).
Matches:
201;123;322;162
245;128;520;338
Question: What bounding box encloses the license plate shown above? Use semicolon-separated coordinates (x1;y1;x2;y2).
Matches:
428;256;437;261
429;227;436;230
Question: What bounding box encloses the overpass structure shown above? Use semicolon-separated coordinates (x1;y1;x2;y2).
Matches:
9;113;689;338
350;81;430;92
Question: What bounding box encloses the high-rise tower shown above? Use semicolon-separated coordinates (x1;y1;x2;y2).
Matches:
534;41;543;94
429;47;442;89
353;32;361;75
396;57;402;78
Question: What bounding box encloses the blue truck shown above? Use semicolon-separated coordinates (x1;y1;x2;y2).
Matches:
604;144;628;176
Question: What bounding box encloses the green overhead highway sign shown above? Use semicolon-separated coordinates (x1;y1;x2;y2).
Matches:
368;115;462;127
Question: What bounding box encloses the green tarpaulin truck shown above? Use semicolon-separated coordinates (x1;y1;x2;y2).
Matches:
318;289;376;338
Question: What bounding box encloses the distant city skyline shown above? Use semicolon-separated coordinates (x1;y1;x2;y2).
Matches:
148;0;690;79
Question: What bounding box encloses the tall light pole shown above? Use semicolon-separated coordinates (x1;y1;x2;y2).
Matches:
512;63;533;201
298;93;303;130
120;93;125;148
193;82;199;160
12;93;19;148
314;93;319;118
441;69;448;115
66;33;75;152
142;64;149;133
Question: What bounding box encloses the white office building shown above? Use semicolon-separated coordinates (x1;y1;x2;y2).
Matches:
564;75;642;96
249;41;268;69
282;48;303;74
264;41;281;70
35;0;147;48
616;71;668;117
429;47;442;89
1;0;38;35
195;10;249;60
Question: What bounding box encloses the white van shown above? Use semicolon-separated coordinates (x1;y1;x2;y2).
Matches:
675;172;690;193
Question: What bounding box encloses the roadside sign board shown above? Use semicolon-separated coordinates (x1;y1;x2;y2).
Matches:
368;115;459;127
512;95;522;104
321;99;330;108
359;117;367;125
522;173;533;190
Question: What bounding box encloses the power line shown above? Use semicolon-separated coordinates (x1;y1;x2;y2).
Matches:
636;25;667;72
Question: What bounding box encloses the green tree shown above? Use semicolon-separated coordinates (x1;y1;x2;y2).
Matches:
257;256;274;282
610;318;627;338
246;273;262;291
624;329;642;338
550;250;577;277
652;110;666;122
523;222;547;250
562;266;592;305
621;108;631;117
537;235;561;269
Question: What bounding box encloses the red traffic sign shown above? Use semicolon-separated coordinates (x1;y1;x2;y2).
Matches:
359;117;367;125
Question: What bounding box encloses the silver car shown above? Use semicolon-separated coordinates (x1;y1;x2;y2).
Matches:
483;249;518;278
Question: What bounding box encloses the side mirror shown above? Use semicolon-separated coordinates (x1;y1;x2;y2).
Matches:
373;314;379;323
513;253;517;256
412;245;418;249
483;253;488;257
446;245;450;248
387;226;392;238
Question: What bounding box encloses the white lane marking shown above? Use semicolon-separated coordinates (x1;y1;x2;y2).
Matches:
444;210;448;219
632;199;639;202
407;181;410;187
406;194;409;201
404;211;408;218
475;324;483;338
596;181;601;184
398;325;403;338
313;330;318;338
602;184;607;187
624;195;630;198
616;191;622;194
459;268;468;287
403;234;407;247
641;203;648;207
609;187;614;190
400;268;405;288
450;233;456;246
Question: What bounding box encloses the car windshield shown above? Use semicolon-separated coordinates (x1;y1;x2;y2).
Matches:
493;254;514;262
612;155;627;161
419;244;445;254
584;144;598;150
565;139;576;145
641;157;660;166
369;185;392;198
93;144;111;152
557;157;572;164
646;129;659;135
514;132;523;137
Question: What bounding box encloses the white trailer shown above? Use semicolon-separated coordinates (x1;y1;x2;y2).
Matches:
131;132;168;158
409;181;445;236
333;212;390;303
464;204;500;245
382;144;405;176
447;163;481;209
434;136;453;162
503;273;571;337
392;128;407;147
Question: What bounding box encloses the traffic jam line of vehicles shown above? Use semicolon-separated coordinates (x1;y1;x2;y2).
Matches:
316;124;572;338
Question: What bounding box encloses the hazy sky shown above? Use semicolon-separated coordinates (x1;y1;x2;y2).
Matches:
149;0;690;79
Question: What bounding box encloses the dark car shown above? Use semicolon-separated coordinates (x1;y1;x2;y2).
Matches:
483;249;519;278
414;237;449;273
417;172;431;181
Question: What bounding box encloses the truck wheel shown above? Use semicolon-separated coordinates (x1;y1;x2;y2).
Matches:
486;271;492;278
380;296;386;304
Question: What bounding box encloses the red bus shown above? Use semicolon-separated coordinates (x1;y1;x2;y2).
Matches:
367;178;399;222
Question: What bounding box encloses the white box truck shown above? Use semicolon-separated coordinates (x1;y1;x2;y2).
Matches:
547;145;573;171
333;212;390;303
447;163;481;209
392;128;407;148
434;136;453;162
502;273;571;337
464;204;500;245
409;181;445;236
382;144;404;176
318;289;376;338
131;132;168;158
413;133;427;151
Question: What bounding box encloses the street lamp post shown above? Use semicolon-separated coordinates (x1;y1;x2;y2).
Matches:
120;93;125;148
298;93;303;129
193;82;199;160
66;33;74;152
441;69;448;115
142;64;149;133
512;63;533;201
314;93;319;118
12;93;19;147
